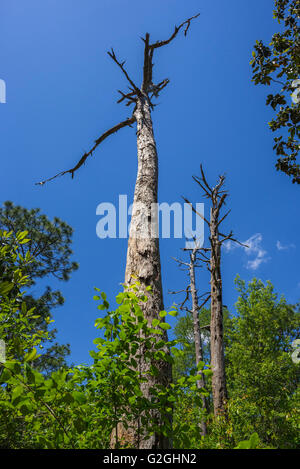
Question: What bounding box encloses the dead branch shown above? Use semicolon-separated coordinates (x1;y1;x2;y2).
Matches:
149;79;170;98
182;197;210;226
117;89;137;105
107;48;140;93
149;14;200;50
216;209;231;228
200;164;213;193
219;231;248;248
192;175;211;199
169;285;191;310
35;115;136;185
198;294;211;311
200;324;210;330
37;15;199;186
172;256;190;268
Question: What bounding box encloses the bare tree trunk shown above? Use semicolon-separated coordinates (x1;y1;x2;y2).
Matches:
209;206;227;417
39;15;200;448
189;248;208;435
122;95;172;449
184;167;245;417
125;96;163;320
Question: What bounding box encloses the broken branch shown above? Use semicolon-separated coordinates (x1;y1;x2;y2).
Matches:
149;14;200;50
36;115;136;185
108;48;140;92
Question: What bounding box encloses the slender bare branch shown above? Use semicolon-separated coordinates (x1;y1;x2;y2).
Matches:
198;291;210;299
200;164;213;193
219;231;248;248
142;33;151;91
149;79;170;99
107;48;140;92
192;175;212;199
169;288;190;295
182;197;210;225
172;256;190;268
216;209;231;228
149;14;200;50
117;89;137;104
36;115;136;185
198;294;211;311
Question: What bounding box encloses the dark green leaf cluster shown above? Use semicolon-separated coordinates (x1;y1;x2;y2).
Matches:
251;0;300;182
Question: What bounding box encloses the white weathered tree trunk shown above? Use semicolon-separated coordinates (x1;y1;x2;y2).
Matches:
125;97;163;317
185;168;243;418
40;15;200;448
123;95;172;449
189;248;208;435
209;206;227;417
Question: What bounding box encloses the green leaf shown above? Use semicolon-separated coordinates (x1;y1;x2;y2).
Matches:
0;281;14;295
152;318;160;327
0;369;12;383
72;391;87;404
16;231;29;241
159;310;167;318
24;348;37;362
159;322;171;330
168;310;178;317
12;385;24;403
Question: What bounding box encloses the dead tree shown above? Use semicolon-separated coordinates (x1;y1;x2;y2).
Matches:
171;243;211;436
37;15;200;448
184;165;245;417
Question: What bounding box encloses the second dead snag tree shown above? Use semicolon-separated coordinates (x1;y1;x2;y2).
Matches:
184;166;245;417
37;15;199;448
172;244;210;436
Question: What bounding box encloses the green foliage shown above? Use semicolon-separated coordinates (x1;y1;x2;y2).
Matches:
250;0;300;183
1;234;298;448
235;433;261;449
0;201;78;373
0;230;49;360
0;201;78;282
226;277;300;448
173;307;230;385
0;265;208;448
0;230;50;448
173;278;300;449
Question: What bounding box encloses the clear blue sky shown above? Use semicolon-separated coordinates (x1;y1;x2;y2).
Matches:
1;0;299;365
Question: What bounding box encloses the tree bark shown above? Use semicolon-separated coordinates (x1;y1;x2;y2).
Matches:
125;97;163;319
189;248;208;435
184;167;241;417
115;95;171;449
38;16;200;448
209;206;227;416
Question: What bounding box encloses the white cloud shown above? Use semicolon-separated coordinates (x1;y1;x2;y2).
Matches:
276;240;295;251
246;256;266;270
223;240;235;252
244;233;269;270
224;233;269;271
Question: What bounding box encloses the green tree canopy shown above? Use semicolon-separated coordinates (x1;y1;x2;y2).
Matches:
226;277;300;448
0;201;78;373
173;277;300;448
251;0;300;183
0;201;78;282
